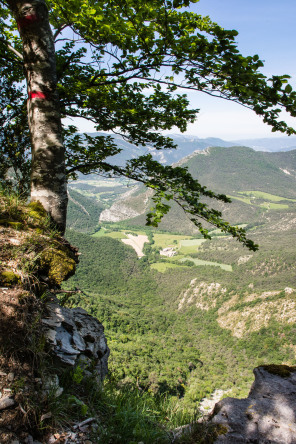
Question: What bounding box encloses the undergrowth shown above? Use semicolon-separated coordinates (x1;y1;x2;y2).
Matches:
43;366;219;444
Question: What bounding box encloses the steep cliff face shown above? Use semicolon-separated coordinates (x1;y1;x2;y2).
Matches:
0;194;109;443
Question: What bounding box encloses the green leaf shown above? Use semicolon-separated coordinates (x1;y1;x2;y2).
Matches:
285;84;292;93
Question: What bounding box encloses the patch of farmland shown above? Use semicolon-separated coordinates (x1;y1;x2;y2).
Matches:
122;234;149;257
106;231;128;239
150;262;186;273
179;239;206;254
239;191;296;202
92;227;108;238
179;257;232;271
260;202;289;210
153;233;192;249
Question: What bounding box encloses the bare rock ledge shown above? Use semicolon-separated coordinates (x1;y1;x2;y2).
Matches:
211;365;296;444
42;302;110;381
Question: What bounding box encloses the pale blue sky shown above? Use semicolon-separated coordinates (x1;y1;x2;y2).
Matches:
182;0;296;139
72;0;296;140
195;0;295;74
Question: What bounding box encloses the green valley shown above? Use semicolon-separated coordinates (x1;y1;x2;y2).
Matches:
64;225;296;415
63;145;296;419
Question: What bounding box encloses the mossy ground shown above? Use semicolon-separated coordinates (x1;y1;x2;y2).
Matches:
0;193;78;290
0;270;21;286
0;287;44;442
261;364;296;377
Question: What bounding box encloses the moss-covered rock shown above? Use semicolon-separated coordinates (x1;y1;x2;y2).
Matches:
40;245;77;285
0;194;78;288
262;364;296;377
0;270;21;286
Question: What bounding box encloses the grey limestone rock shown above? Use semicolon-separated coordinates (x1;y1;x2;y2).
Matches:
0;395;15;410
42;302;109;381
211;365;296;444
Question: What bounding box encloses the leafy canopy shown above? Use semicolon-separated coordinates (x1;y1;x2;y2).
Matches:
1;0;296;250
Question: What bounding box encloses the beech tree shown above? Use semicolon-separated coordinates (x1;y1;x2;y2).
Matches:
3;0;67;232
1;0;296;246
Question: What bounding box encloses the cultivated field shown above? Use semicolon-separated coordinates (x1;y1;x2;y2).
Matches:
122;234;149;257
93;227;235;271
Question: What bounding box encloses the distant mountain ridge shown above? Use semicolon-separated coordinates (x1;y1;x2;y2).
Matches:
68;142;296;235
98;145;296;234
86;132;296;166
86;132;236;165
234;136;296;152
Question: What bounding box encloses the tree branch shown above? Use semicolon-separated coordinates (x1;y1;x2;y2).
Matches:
53;24;69;41
0;38;23;60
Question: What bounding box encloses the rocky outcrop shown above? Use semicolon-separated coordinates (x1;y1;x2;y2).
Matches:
42;302;109;381
99;187;152;223
1;195;109;380
211;365;296;444
99;203;141;222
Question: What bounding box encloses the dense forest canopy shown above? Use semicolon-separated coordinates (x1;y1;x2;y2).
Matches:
1;0;296;246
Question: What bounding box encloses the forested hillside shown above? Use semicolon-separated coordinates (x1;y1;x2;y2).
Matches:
181;146;296;197
64;222;296;415
62;143;296;417
67;188;105;233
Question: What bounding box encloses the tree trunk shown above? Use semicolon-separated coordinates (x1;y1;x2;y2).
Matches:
8;0;67;234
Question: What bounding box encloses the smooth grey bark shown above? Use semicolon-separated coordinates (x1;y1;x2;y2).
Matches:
8;0;67;234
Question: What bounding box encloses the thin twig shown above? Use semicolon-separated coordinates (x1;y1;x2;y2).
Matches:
73;417;96;430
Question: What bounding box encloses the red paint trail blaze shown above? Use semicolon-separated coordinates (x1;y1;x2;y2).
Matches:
17;14;39;30
28;91;49;100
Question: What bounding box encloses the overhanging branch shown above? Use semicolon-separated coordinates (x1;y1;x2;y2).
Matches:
0;37;23;60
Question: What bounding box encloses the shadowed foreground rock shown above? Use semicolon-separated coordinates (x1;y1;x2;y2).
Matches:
211;365;296;444
42;302;110;381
